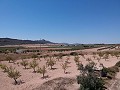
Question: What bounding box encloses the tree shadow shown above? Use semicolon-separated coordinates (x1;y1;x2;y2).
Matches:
51;67;58;70
13;80;25;85
41;75;51;79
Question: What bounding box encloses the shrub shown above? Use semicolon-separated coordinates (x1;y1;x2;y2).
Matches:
77;62;106;90
101;66;119;78
77;73;106;90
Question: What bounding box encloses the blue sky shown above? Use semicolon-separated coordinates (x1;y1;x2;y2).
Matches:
0;0;120;44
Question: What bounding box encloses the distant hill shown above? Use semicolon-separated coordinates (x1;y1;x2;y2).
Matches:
0;38;53;46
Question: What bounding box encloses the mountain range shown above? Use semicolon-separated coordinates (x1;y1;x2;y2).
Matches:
0;38;53;46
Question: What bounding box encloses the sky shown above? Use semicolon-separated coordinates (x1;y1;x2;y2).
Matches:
0;0;120;44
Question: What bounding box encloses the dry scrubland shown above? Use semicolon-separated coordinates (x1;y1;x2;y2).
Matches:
0;46;120;90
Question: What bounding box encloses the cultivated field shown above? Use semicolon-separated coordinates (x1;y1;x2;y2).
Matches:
0;44;120;90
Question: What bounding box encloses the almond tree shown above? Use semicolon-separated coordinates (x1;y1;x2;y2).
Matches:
98;52;104;59
21;56;26;61
86;58;92;62
114;52;120;59
37;65;47;78
20;60;29;69
29;60;38;72
103;54;109;61
32;54;38;60
97;57;101;63
47;59;56;70
7;66;21;85
0;64;9;72
6;56;13;63
74;56;80;65
61;62;68;74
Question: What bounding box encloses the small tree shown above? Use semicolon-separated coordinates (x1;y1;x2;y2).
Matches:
7;66;21;85
21;56;26;61
29;60;38;72
20;60;29;69
47;59;56;70
93;55;96;59
61;62;68;74
37;65;47;78
97;57;101;63
0;64;9;72
103;54;109;61
6;56;13;63
74;56;80;65
32;54;38;60
98;52;104;59
86;58;92;62
114;52;120;59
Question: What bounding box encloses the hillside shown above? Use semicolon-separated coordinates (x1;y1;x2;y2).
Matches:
0;38;53;46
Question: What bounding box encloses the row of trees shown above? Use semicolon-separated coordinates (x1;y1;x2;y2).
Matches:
0;55;71;85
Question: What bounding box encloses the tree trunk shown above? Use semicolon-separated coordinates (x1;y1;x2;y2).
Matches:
64;70;66;74
43;73;45;78
51;66;52;69
33;68;36;72
25;66;26;69
14;78;17;85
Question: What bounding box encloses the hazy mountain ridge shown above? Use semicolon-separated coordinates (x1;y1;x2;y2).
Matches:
0;38;53;46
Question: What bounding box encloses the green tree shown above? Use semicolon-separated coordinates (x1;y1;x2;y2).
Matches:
77;62;106;90
29;60;38;72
